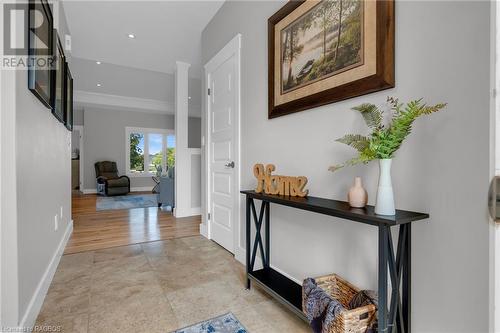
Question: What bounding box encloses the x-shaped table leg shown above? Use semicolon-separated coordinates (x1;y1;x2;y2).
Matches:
249;199;268;271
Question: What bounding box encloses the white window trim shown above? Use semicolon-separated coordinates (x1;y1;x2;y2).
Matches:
125;127;174;177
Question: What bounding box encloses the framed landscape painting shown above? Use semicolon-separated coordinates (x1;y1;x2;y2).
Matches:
268;0;394;118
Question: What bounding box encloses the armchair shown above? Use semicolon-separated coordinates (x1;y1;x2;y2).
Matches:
94;161;130;196
157;167;175;209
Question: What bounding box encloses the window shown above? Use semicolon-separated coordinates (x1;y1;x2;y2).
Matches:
126;127;175;176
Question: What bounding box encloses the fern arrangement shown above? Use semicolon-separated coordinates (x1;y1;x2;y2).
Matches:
329;97;446;171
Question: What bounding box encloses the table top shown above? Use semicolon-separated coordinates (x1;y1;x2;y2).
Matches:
241;190;429;226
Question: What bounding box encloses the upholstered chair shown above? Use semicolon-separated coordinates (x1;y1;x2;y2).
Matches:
94;161;130;196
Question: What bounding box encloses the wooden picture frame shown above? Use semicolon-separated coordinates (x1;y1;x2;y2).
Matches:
268;0;394;119
28;0;54;109
51;33;65;123
64;62;73;131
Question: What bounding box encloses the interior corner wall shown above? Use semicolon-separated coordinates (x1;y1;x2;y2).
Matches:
201;1;491;331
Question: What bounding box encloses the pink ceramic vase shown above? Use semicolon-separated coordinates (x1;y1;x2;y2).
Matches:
348;177;368;208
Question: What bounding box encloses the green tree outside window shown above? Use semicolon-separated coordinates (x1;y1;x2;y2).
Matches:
130;133;144;172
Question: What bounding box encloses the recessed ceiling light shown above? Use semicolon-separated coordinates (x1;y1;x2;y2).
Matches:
128;34;136;39
188;96;192;100
96;61;101;65
97;83;102;87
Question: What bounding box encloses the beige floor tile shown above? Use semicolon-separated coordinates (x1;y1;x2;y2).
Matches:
38;290;90;318
180;235;214;249
90;270;163;304
166;279;261;327
93;244;143;263
59;252;94;268
35;312;89;333
49;253;94;295
231;307;278;333
36;236;311;333
91;254;151;280
253;299;310;333
88;294;177;333
156;270;223;293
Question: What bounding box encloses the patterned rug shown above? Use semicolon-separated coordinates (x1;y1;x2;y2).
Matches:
96;194;158;211
172;313;247;333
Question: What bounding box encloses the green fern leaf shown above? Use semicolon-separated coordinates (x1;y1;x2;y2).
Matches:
336;134;370;152
331;97;446;172
352;103;383;129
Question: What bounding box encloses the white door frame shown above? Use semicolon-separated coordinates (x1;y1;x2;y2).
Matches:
73;125;84;191
491;1;499;331
204;34;242;259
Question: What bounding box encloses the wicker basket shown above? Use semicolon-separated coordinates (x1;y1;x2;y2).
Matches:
302;273;377;333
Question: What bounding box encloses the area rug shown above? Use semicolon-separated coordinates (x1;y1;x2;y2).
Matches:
172;313;247;333
96;194;157;211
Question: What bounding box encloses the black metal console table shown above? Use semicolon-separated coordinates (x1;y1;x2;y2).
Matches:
241;190;429;333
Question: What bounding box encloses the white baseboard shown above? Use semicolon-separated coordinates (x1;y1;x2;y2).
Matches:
82;187;152;195
19;220;73;329
234;246;246;265
200;223;208;238
131;186;153;192
174;206;201;218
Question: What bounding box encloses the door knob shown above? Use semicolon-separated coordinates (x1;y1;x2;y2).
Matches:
489;176;500;222
225;161;235;168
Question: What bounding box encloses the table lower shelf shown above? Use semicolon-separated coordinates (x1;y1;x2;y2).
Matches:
248;267;307;322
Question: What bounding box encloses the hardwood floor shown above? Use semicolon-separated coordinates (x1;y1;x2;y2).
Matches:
65;192;201;254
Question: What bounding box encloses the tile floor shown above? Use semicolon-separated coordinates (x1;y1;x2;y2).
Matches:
35;236;311;333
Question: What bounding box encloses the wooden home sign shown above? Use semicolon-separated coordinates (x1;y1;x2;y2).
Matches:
253;164;308;197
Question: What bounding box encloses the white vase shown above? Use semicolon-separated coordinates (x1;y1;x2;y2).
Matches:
375;159;396;215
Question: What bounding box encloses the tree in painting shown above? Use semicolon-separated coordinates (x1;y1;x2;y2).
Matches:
282;24;303;88
281;0;362;92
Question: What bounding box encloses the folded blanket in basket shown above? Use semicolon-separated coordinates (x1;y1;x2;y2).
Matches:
349;290;378;333
303;278;345;333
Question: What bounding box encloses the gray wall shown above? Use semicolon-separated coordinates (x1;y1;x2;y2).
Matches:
201;1;491;331
191;154;201;208
73;108;84;126
16;70;72;323
188;117;201;148
83;107;201;190
13;2;73;324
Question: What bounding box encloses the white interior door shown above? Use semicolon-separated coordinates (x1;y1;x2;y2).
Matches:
208;52;237;253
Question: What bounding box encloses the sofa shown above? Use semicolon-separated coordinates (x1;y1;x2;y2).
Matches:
94;161;130;196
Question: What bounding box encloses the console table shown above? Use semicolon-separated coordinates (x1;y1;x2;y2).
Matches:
241;190;429;333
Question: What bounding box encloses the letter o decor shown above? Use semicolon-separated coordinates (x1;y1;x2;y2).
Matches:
253;164;308;197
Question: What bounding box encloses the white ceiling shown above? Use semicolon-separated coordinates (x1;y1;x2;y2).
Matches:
71;57;202;116
61;1;223;116
62;1;225;78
